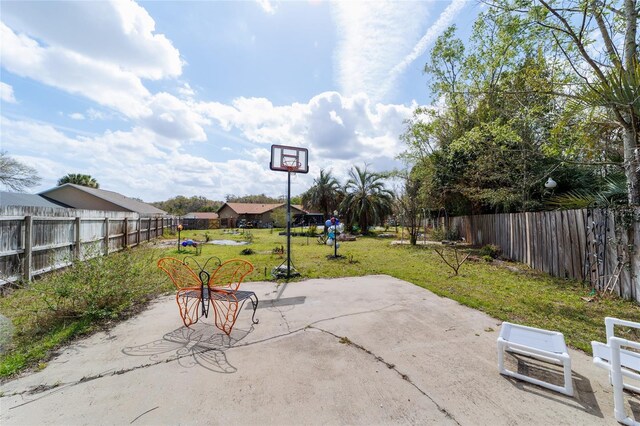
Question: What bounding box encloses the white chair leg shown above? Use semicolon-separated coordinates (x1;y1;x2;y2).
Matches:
611;337;640;426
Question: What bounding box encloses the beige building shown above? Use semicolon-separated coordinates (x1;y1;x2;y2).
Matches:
216;202;306;228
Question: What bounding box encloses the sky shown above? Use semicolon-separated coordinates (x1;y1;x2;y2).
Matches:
0;0;481;203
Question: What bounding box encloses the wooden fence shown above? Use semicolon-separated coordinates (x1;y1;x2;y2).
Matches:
448;208;640;302
0;206;177;285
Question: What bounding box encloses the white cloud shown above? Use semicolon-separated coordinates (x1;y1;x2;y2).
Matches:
1;22;152;117
69;113;85;120
383;0;467;94
0;82;16;103
1;1;182;80
332;1;467;101
142;92;209;142
0;1;183;119
199;91;416;165
331;1;429;100
256;0;277;15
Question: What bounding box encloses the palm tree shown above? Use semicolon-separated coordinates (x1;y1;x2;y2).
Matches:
57;173;100;188
301;169;342;218
340;165;394;234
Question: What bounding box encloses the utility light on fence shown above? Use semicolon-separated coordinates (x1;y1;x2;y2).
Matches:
545;178;557;189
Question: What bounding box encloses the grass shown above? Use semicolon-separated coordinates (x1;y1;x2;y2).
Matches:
1;227;639;379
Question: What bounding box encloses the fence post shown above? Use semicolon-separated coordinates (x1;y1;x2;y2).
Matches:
137;217;141;247
23;215;33;282
124;217;129;248
104;217;110;255
75;217;81;260
155;217;159;238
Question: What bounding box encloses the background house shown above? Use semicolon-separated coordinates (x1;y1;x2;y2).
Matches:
217;202;306;228
181;212;219;229
39;184;166;216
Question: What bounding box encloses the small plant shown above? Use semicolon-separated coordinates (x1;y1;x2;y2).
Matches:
240;248;255;255
243;230;254;243
479;244;501;259
434;243;470;276
307;224;318;237
272;245;284;255
203;232;211;242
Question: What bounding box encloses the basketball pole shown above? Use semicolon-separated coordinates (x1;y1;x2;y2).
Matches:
275;168;292;301
287;168;292;279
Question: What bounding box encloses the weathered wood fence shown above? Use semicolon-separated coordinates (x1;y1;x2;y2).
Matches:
0;206;177;285
448;208;640;302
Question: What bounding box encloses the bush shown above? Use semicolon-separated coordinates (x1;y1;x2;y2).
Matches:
0;248;167;377
431;226;459;241
307;224;318;237
479;244;502;259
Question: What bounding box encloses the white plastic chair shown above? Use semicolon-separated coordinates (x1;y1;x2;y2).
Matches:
498;322;574;396
591;317;640;425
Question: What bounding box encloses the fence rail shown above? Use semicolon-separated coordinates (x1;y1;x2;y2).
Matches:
0;206;177;285
448;208;640;303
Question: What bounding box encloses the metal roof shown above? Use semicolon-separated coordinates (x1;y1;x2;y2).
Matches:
39;184;166;215
0;191;70;208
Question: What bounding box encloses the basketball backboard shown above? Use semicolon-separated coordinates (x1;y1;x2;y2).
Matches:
270;144;309;173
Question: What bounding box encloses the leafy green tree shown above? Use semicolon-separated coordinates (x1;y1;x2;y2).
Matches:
57;174;99;188
0;151;41;191
301;169;342;218
151;195;221;216
340;165;394;234
488;0;639;205
395;171;423;245
225;193;281;203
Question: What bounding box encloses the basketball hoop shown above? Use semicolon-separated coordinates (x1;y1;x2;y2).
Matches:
270;145;309;174
282;160;302;173
269;144;308;292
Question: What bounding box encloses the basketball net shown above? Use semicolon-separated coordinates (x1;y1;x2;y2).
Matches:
282;160;301;180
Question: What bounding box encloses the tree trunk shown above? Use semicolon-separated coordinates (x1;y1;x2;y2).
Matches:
622;124;640;205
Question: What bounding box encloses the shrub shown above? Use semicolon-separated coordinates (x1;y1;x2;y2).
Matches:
431;226;459;241
0;248;167;377
307;224;318;237
479;244;502;259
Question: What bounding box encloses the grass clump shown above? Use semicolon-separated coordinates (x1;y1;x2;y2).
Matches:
0;248;170;378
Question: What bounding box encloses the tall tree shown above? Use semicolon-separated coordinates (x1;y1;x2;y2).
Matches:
0;151;41;191
301;169;342;218
340;165;394;234
58;174;99;188
492;0;639;204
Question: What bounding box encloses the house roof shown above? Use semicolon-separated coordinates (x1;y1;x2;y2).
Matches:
39;184;166;215
0;191;70;208
218;202;306;215
183;212;219;219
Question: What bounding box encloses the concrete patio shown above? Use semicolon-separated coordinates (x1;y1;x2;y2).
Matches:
1;275;637;425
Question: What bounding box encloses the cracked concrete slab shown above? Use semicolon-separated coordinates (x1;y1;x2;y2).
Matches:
1;275;637;425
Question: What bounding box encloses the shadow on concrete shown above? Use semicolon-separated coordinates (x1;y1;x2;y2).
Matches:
257;296;306;309
501;353;604;419
122;323;253;373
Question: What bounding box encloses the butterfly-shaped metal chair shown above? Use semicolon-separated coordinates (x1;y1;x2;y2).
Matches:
157;257;259;335
208;259;258;335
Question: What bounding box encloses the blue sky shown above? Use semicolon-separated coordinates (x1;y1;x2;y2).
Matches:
0;0;480;202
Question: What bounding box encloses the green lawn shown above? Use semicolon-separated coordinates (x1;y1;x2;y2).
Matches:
1;227;638;378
